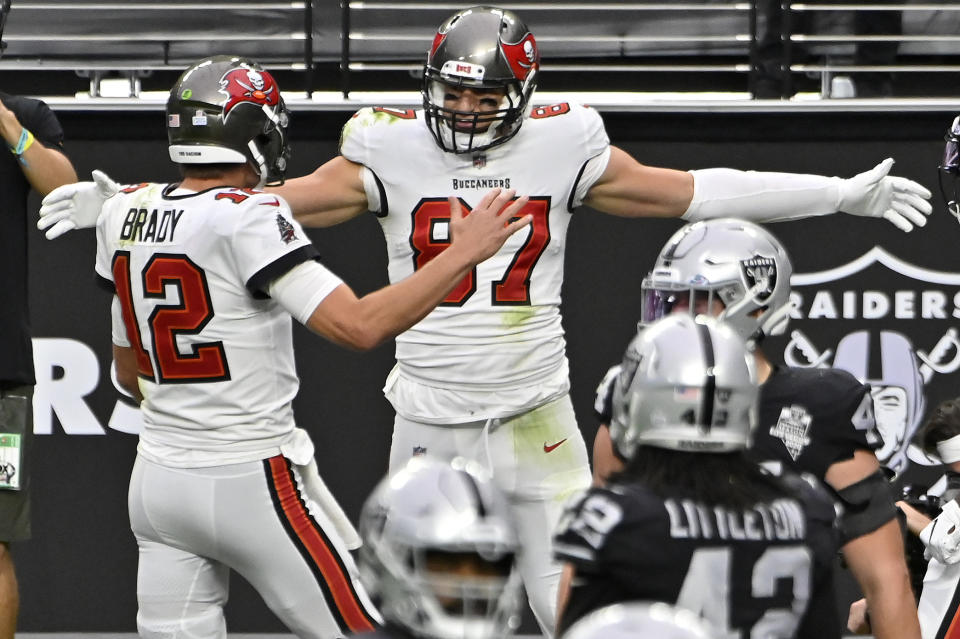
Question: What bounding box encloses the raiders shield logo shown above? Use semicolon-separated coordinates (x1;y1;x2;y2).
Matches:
772;246;960;479
740;255;777;303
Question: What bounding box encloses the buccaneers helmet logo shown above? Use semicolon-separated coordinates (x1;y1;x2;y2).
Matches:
218;67;279;121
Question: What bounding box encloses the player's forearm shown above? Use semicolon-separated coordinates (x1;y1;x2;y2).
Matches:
860;582;920;639
844;520;921;639
19;143;78;196
268;159;368;227
896;500;933;536
591;424;623;486
337;246;475;350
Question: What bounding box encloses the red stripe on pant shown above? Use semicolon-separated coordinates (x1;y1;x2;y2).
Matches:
267;456;375;633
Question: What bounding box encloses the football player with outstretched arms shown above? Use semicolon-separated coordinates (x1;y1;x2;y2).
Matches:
555;314;841;638
91;55;529;639
38;6;933;635
592;218;920;639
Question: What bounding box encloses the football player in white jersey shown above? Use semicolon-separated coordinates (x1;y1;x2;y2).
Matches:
38;6;934;634
91;55;529;639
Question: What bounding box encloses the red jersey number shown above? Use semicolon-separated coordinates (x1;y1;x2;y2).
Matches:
409;197;550;306
113;252;230;384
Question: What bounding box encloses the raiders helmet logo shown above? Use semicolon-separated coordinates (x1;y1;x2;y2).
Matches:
740;255;777;303
218;66;279;122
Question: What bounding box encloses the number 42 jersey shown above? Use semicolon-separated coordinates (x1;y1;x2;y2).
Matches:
554;475;841;638
340;102;609;422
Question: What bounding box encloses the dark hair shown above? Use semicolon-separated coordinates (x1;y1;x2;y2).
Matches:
917;397;960;455
616;446;788;509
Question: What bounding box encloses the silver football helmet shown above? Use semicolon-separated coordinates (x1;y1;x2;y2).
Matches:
609;314;759;459
358;456;522;639
640;218;793;343
564;602;716;639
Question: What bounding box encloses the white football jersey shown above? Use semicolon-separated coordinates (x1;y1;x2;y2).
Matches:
95;183;342;467
341;101;609;420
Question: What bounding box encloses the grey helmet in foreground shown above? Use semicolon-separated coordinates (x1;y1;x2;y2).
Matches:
422;6;539;154
640;218;793;344
358;456;522;639
609;314;759;460
563;601;716;639
167;55;290;188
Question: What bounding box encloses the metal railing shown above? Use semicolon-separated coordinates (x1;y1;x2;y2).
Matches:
2;1;959;99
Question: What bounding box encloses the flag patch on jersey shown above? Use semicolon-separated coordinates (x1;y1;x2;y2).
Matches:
769;405;812;461
276;214;297;244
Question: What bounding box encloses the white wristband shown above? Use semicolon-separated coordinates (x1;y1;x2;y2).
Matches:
682;168;843;223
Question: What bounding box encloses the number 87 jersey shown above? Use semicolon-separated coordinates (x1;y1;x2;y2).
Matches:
553;476;842;639
339;101;609;395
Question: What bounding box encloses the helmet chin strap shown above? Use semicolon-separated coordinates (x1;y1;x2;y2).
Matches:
717;282;794;339
247;140;268;189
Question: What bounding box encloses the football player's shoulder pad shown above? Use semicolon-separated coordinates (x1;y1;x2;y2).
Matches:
775;366;868;406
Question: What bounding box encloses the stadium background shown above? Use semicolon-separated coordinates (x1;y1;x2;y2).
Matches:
4;0;960;635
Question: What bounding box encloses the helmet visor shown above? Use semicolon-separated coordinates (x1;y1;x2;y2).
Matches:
640;280;722;325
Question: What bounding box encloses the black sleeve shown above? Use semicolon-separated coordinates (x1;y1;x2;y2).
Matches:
23;97;66;150
244;245;322;299
593;364;620;424
834;469;898;544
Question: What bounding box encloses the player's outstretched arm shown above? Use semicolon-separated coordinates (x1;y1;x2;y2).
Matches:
303;188;532;351
584;148;932;232
37;169;119;239
268;156;370;228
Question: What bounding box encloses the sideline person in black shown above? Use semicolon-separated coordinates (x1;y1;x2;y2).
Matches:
0;3;78;635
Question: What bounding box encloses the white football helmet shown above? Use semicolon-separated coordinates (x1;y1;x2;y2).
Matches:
564;602;716;639
640;218;793;343
609;314;759;459
358;456;522;639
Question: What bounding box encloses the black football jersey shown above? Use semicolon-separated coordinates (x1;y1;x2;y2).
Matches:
555;475;840;638
594;364;881;483
752;366;881;482
593;363;620;424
